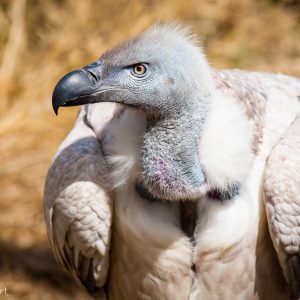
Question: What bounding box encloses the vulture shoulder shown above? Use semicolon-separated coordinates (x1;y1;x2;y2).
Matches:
264;112;300;300
44;103;119;298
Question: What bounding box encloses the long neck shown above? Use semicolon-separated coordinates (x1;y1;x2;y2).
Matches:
141;107;209;200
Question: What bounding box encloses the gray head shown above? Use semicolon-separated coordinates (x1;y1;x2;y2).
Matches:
53;24;215;200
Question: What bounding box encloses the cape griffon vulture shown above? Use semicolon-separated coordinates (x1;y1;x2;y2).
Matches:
44;24;300;299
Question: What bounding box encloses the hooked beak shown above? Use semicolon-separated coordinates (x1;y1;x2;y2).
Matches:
52;60;105;115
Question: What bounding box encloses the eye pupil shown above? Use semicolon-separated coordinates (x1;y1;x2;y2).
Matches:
132;64;147;76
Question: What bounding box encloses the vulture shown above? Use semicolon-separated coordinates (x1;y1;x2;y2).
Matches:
44;24;300;300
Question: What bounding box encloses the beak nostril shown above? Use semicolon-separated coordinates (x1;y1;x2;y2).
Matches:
82;60;104;85
87;70;99;84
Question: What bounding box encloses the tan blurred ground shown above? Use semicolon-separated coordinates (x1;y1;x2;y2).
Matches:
0;0;299;299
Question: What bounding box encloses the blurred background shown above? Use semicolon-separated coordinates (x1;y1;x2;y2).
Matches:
0;0;299;299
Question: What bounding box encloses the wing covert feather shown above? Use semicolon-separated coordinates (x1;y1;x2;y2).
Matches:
264;113;300;299
44;105;115;297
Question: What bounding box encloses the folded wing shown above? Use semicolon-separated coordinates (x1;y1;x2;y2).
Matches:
264;112;300;299
44;105;115;298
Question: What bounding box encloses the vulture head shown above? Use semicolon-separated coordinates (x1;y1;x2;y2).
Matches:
52;24;216;201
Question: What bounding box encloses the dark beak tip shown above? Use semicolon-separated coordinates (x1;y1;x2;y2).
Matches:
51;68;98;115
52;92;61;115
53;107;59;115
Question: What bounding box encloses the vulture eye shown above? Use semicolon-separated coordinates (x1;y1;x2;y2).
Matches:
131;64;148;77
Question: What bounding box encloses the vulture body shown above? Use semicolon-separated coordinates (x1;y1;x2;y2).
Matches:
44;24;300;299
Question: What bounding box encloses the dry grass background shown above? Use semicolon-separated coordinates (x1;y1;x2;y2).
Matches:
0;0;299;299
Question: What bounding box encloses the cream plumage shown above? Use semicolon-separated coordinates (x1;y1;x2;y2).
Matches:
44;24;300;299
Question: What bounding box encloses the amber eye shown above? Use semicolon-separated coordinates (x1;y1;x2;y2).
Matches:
132;64;148;77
